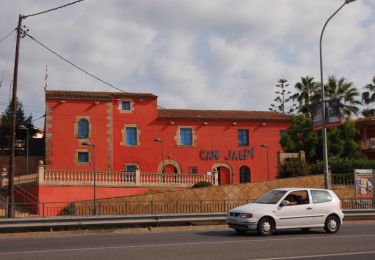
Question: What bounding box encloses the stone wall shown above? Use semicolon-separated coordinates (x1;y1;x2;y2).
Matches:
71;175;355;216
104;174;330;202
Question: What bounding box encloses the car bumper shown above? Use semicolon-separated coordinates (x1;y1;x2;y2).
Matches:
226;217;257;230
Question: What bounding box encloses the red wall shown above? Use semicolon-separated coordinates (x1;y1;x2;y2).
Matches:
46;95;289;188
47;100;110;171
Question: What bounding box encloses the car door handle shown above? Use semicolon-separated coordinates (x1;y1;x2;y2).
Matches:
306;207;312;210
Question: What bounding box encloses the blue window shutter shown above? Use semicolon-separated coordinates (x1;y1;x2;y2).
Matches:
126;127;137;145
78;152;89;162
122;101;131;110
180;128;192;145
77;119;89;138
126;165;137;172
238;129;249;146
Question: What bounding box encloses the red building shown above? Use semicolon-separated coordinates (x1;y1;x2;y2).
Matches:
355;117;375;160
45;90;290;185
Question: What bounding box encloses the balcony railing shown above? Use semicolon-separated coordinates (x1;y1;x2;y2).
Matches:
1;163;218;188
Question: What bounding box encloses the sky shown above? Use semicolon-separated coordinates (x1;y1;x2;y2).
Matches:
0;0;374;128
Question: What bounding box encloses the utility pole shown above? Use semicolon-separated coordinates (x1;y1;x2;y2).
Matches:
7;14;24;218
6;1;84;218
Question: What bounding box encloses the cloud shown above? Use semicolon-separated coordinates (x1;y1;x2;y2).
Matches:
0;0;375;127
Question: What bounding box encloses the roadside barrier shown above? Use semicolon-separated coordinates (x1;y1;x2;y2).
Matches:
0;209;374;232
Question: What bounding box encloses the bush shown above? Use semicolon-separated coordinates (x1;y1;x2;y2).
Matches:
310;157;375;174
192;181;213;188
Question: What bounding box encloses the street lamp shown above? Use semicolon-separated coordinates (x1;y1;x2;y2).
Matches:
81;141;96;215
319;0;357;189
261;144;270;181
17;125;29;173
153;138;165;180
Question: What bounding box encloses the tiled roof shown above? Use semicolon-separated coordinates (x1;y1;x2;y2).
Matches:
158;109;290;122
355;117;375;126
46;90;157;101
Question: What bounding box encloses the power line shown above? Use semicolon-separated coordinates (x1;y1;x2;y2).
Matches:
25;33;128;93
23;0;85;19
0;29;15;45
24;32;168;110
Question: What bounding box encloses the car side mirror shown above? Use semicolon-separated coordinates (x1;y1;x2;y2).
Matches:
281;200;289;207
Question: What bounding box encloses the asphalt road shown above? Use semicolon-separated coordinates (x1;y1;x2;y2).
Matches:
0;223;375;260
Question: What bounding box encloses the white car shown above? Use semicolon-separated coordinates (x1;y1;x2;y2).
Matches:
227;188;344;236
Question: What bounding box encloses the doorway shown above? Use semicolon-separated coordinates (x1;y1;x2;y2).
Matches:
217;166;230;185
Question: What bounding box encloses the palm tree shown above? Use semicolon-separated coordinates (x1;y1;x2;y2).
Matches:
361;76;375;117
324;76;361;118
292;76;319;117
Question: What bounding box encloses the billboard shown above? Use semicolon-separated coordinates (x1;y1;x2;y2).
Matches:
311;99;341;129
354;169;374;199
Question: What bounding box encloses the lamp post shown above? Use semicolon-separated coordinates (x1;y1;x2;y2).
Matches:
319;0;357;189
153;138;165;180
261;144;270;181
81;141;96;215
17;125;29;173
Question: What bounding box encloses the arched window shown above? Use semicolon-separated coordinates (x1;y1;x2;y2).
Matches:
240;166;251;183
77;119;89;138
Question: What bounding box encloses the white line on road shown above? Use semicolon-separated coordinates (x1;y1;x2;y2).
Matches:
1;234;375;256
255;250;375;260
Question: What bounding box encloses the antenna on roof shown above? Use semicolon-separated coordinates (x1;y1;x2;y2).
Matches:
44;65;48;91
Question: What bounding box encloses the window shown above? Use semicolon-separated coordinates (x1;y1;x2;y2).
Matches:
311;190;332;203
121;101;131;110
240;166;250;183
77;119;89;138
238;129;249;146
180;128;192;146
77;152;89;163
189;167;198;174
125;164;138;172
285;190;309;205
126;127;137;146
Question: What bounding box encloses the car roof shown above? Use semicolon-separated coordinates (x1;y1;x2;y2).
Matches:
273;187;330;192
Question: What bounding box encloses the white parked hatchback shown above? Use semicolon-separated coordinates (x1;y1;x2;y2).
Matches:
227;188;344;236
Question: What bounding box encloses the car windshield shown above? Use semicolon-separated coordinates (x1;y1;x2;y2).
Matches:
255;190;287;204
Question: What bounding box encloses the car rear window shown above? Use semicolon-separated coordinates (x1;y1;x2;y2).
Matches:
311;190;332;203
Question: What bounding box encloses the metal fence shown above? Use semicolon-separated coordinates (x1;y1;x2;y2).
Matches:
331;173;355;186
0;200;252;218
1;198;374;218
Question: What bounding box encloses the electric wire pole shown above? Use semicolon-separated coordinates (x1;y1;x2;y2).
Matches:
7;14;24;218
6;0;84;218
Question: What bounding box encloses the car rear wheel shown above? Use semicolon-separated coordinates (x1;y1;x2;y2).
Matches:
324;215;340;234
257;217;274;236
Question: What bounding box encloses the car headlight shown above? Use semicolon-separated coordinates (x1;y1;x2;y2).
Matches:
239;213;253;218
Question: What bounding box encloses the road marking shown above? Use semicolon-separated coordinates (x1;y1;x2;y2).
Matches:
255;250;375;260
1;234;375;255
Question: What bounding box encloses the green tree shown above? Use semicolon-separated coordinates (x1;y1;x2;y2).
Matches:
0;99;35;154
280;115;319;163
324;76;361;118
269;79;297;114
327;121;361;159
361;76;375;117
292;76;319;117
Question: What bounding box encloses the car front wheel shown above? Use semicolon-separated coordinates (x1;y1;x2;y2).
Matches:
324;215;340;234
257;217;274;236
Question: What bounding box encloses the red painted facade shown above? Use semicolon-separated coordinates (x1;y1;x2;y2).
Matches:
45;90;290;186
